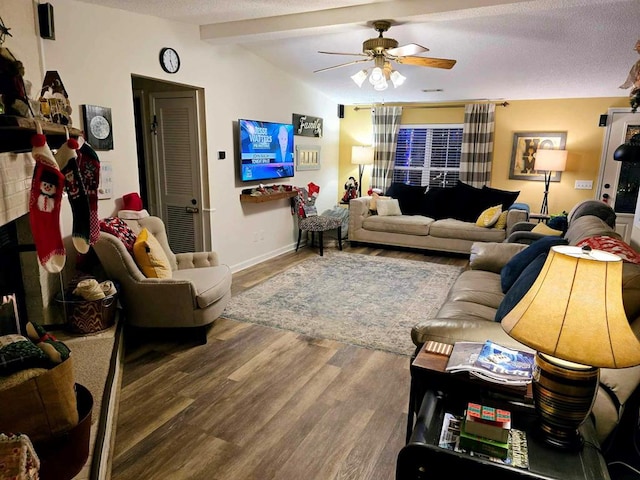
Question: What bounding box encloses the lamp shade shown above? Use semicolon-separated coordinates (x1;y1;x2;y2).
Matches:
535;149;567;172
502;245;640;369
351;146;374;165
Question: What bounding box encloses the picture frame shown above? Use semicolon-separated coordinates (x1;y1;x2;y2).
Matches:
296;145;321;171
81;104;113;150
509;131;567;181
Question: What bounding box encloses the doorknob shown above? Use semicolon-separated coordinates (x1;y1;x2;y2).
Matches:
185;206;199;213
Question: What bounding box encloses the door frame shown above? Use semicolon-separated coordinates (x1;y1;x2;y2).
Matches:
596;107;634;196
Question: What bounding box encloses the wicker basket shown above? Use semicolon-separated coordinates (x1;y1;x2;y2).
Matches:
56;293;117;334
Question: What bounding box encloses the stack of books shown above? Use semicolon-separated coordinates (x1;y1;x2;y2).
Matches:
459;402;511;459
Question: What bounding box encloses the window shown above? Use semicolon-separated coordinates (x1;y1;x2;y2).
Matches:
393;124;463;188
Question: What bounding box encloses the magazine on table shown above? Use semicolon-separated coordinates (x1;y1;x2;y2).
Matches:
445;341;534;386
438;412;529;469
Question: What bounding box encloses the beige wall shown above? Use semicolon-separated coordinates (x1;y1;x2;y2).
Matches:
339;98;629;215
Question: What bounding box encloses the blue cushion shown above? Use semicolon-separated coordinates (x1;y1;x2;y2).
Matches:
495;253;548;322
547;214;568;234
500;236;568;293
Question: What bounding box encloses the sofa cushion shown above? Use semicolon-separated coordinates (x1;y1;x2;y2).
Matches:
172;265;232;309
133;228;173;279
445;270;505;309
376;198;402;216
385;183;426;215
500;236;568;293
362;215;432;235
495;252;548;322
428;219;507;243
565;216;622;245
576;236;640;264
476;205;502;227
421;187;457;219
568;200;616;228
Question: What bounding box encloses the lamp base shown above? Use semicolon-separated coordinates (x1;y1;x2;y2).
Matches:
532;352;599;452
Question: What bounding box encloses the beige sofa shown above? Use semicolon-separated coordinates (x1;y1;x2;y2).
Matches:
348;196;529;254
411;212;640;445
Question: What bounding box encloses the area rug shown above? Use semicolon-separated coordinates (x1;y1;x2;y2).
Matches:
223;251;464;355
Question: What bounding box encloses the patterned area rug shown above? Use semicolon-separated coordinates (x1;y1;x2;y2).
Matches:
223;251;463;355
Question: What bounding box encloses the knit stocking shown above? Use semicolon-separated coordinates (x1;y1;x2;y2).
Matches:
29;133;66;273
76;140;100;245
55;138;90;254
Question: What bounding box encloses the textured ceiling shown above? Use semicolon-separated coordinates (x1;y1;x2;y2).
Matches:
73;0;640;105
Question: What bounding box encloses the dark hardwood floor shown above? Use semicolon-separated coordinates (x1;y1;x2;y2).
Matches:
111;243;468;480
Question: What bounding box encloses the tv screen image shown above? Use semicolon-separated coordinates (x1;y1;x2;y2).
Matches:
238;119;295;182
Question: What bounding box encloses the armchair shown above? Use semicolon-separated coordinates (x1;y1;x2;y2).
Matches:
92;216;231;343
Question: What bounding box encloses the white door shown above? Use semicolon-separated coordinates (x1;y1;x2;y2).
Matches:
150;91;204;253
597;109;640;243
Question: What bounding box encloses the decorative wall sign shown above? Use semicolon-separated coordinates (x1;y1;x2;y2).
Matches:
293;113;323;138
509;131;567;181
296;145;321;171
82;104;113;150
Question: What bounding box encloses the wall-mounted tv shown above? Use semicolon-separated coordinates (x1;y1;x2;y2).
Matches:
237;119;295;182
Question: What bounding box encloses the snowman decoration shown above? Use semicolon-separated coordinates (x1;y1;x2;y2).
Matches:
37;169;58;212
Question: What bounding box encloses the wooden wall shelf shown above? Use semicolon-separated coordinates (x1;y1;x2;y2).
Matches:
239;191;297;203
0;116;82;153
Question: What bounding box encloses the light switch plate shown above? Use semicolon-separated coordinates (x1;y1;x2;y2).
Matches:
575;180;593;190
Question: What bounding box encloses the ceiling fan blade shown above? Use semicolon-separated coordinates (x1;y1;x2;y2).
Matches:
313;58;371;73
386;43;429;57
318;51;369;57
396;56;457;69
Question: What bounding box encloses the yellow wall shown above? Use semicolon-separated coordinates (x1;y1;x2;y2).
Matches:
339;97;629;214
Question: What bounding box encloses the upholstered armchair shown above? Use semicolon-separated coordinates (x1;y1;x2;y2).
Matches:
92;216;232;343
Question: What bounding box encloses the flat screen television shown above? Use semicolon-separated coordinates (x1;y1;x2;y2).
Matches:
237;119;295;182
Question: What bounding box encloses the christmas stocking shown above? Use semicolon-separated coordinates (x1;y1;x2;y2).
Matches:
55;138;91;254
76;140;100;245
29;133;66;273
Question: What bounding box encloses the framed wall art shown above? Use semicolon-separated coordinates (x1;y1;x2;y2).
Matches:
296;145;321;171
82;104;113;150
509;131;567;181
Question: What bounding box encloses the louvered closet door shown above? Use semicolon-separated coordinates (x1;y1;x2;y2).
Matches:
152;92;203;253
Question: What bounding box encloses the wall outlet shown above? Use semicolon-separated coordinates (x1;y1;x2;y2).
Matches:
575;180;593;190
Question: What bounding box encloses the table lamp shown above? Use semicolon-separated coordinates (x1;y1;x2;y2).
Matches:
351;146;374;197
501;245;640;450
535;149;567;215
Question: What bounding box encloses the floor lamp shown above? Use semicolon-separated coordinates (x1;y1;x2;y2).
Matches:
351;146;374;197
535;149;567;215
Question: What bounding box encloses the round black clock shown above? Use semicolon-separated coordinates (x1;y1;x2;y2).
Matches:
159;47;180;74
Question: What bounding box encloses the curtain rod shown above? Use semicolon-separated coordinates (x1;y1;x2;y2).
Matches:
353;101;509;111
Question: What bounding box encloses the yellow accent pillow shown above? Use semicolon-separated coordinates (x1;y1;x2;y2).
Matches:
369;193;391;211
493;210;509;230
132;228;172;278
531;223;563;236
475;205;502;227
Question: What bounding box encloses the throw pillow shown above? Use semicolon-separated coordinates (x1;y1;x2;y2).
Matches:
385;183;426;215
576;236;640;264
481;185;520;211
421;187;457;219
451;181;486;222
132;228;173;278
495;253;548;322
376;198;403;216
547;213;568;234
500;236;568;293
100;217;137;252
531;223;563;236
476;205;503;228
369;193;391;212
494;211;509;230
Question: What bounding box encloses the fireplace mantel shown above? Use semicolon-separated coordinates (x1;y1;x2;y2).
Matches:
0;116;82;153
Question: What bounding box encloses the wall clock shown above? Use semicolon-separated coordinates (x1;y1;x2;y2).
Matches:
81;104;113;150
159;47;180;74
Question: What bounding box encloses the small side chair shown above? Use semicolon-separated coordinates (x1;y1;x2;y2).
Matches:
292;188;342;256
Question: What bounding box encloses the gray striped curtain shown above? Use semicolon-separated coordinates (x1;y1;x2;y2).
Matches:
460;103;496;187
371;106;403;192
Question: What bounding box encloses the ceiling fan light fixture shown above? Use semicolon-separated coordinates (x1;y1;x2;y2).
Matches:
369;67;384;85
351;69;368;87
373;77;388;91
390;70;406;87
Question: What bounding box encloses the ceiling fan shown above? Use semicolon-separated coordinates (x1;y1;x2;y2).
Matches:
314;20;456;89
